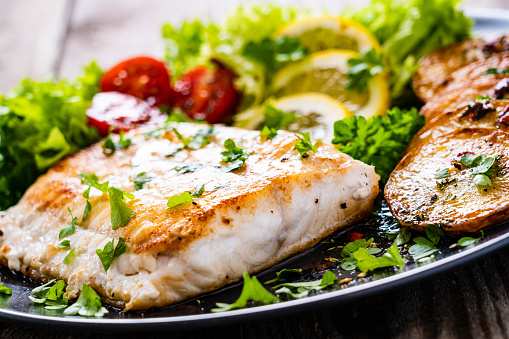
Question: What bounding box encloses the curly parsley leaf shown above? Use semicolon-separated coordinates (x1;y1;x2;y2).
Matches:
132;172;154;191
102;130;132;156
243;37;308;73
221;139;252;172
273;271;337;299
265;268;302;284
108;187;135;230
167;191;193;208
96;238;127;272
346;48;384;93
294;132;318;158
59;208;77;240
0;278;12;295
29;279;68;309
212;270;280;312
332;107;424;182
64;283;108;317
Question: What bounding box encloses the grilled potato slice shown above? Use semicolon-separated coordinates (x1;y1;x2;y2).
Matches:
385;128;509;234
414;35;509;102
420;75;509;122
406;99;509;153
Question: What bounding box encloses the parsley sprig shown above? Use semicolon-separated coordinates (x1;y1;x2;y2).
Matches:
340;239;404;272
458;153;500;186
102;130;132;156
346;48;384;93
132;172;154;190
294;132;319;158
29;279;68;309
408;224;443;261
260;105;298;140
273;271;337;299
64;283;108;317
96;238;127;272
167;185;205;209
221;139;252;172
59;208;77;240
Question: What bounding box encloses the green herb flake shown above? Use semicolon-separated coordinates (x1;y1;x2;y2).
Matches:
191;184;205;197
458;153;500;187
263;105;297;131
408;225;443;260
102;130;132;156
457;237;480;247
174;163;204;174
167;191;193;208
346;48;384;93
108;187;135;230
132;172;154;190
221;139;252;172
294;132;319;158
96;238;127;272
57;239;71;249
265;268;302;284
260;126;278;140
64;283;108;317
29;279;68;309
273;271;338;299
63;247;76;265
212;269;280;312
242;36;308;72
59;208;77;240
0;278;12;295
354;241;405;272
434;168;449;179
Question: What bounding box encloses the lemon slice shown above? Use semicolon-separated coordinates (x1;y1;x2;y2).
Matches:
234;92;352;142
272;50;389;118
274;16;380;53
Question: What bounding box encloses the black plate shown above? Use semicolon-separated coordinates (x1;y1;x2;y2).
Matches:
1;7;509;331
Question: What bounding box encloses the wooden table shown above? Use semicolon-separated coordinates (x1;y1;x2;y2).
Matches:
1;1;509;338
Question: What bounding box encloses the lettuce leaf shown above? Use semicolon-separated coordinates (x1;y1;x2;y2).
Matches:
0;62;102;210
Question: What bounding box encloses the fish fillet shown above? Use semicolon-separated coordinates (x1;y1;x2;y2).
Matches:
0;123;379;310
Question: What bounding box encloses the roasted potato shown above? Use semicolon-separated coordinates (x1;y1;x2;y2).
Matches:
385;128;509;234
413;35;509;102
406;99;509;153
420;75;509;122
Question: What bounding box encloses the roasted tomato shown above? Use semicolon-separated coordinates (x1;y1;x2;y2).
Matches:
100;56;172;106
87;92;167;137
171;64;240;124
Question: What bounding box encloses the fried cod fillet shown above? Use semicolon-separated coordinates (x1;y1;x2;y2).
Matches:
0;123;379;310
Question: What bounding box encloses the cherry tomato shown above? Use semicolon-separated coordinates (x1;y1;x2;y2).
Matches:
100;56;172;106
171;64;240;124
87;92;167;137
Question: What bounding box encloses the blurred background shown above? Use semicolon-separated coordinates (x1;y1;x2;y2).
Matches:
0;0;508;92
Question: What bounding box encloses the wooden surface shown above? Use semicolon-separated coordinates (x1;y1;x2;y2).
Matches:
1;0;509;338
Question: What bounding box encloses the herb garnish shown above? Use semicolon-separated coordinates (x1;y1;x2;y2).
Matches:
63;247;76;265
0;278;12;295
64;283;108;317
486;67;509;75
340;239;404;272
59;208;77;240
174;163;204;174
242;37;308;73
273;271;338;299
108;187;135;230
294;132;318;158
260;105;298;140
408;224;443;260
434;168;449;179
29;279;68;309
346;48;384;93
221;139;252;171
79;172;109;221
173;126;214;150
332;107;424;182
212;270;280;312
57;239;71;249
265;269;302;284
96;238;127;272
132;172;154;190
102;130;132;156
458;153;500;186
458;230;484;247
191;184;205;197
167;191;193;208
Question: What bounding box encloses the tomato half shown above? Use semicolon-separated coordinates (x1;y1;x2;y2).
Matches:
100;56;172;106
170;64;240;124
87;92;167;137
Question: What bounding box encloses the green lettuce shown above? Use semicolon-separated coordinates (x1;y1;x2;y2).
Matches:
346;0;472;103
0;62;102;210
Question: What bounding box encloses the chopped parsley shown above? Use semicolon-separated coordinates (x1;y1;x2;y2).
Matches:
221;139;252;172
63;283;108;317
191;184;205;197
265;269;302;284
294;132;318;158
96;238;127;272
174;163;204;174
259;105;298;139
211;270;280;312
434;168;449;179
458;230;484;247
458;153;500;187
59;208;77;240
29;279;68;309
173;126;214;150
63;247;76;265
333;107;424;182
340;239;404;272
486;67;509;75
132;172;154;190
79;172;109;221
108;187;135;230
408;224;443;260
167;191;193;208
0;278;12;295
260;125;278;140
102;130;132;156
57;239;71;249
346;48;384;93
272;270;337;299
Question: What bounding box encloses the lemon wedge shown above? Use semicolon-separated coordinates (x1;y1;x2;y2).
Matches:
272;50;389;118
234;92;352;142
274;16;380;53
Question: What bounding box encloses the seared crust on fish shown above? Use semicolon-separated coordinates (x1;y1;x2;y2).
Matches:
385;128;509;234
0;123;379;310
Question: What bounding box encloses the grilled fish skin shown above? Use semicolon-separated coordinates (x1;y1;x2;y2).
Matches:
413;36;509;102
406;99;509;153
0;123;379;310
385;128;509;234
419;75;508;122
